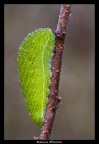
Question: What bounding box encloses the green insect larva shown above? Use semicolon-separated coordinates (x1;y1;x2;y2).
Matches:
17;28;55;127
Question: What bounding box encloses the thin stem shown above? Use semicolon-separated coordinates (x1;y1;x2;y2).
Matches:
35;4;71;140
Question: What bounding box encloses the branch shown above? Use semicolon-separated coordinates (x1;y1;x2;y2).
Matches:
35;4;71;140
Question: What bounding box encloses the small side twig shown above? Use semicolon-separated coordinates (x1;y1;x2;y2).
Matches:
37;4;71;140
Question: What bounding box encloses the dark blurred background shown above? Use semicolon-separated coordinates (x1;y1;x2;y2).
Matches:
4;4;95;140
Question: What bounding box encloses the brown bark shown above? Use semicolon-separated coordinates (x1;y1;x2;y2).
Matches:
37;4;71;140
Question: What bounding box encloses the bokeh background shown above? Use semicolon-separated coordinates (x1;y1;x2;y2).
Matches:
4;4;95;140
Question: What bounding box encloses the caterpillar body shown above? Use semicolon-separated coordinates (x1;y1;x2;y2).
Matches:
17;28;55;127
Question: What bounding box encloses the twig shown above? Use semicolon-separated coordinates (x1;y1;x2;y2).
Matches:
38;4;71;140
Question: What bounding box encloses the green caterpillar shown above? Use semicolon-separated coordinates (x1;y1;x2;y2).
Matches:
17;28;55;127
